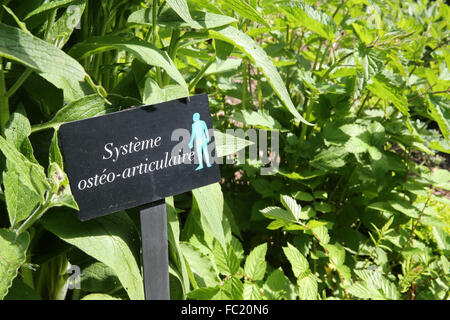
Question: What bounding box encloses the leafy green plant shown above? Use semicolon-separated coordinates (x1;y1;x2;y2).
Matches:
0;0;449;300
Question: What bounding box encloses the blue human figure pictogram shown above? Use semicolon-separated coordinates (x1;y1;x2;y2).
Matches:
188;113;211;171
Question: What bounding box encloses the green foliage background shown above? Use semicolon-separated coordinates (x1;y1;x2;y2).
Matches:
0;0;449;300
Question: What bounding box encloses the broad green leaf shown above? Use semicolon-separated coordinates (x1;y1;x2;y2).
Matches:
388;200;420;218
280;195;301;221
24;0;79;20
47;0;87;49
213;242;240;275
279;1;336;40
348;270;399;300
80;262;121;293
4;109;37;163
180;242;218;287
4;277;41;300
165;0;203;29
244;243;267;281
0;23;91;101
3;166;41;228
323;243;346;267
142;78;187;105
208;26;311;125
220;0;269;27
0;229;30;299
297;271;318;300
81;293;121;300
283;243;309;278
31;95;114;132
69;36;188;94
128;8;236;29
427;95;450;141
243;282;262;300
213;129;254;158
192;183;226;250
0;136;49;198
260;206;297;223
205;58;242;76
293;191;314;202
309;225;330;244
187;286;220;299
262;268;287;300
367;75;409;116
233;110;285;131
41;210;144;300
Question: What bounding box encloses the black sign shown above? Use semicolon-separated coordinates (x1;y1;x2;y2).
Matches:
59;94;220;221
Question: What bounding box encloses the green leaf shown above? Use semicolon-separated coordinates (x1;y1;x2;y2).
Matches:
24;0;79;20
69;35;188;94
165;0;203;29
367;75;409;116
427;95;450;141
207;26;312;125
0;229;30;299
128;8;235;29
243;282;262;300
4;277;41;300
80;262;121;293
260;206;297;223
32;95;114;132
221;0;269;27
388;200;420;218
233;109;285;131
283;242;309;278
323;243;346;267
187;286;220;299
262;268;287;300
348;270;399;300
81;293;121;300
180;242;218;287
279;1;336;40
49;131;64;169
293;191;314;202
192;183;227;250
297;271;318;300
47;162;79;210
142;78;187;105
244;243;267;281
41;210;144;300
213;242;240;275
0;23;91;101
3;166;42;228
280;195;301;222
0;135;49;198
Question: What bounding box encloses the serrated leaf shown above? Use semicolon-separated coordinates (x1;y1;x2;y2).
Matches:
0;229;30;299
244;243;267;281
260;206;297;223
348;270;399;300
221;0;269;27
280;195;301;221
243;282;262;300
297;271;318;300
283;243;309;278
427;95;450;140
367;75;409;116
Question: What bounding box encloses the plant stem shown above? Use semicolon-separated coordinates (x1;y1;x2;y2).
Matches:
355;92;370;116
0;57;9;134
5;68;33;99
318;51;353;82
16;197;51;235
44;9;57;42
189;55;216;92
299;97;312;142
242;58;248;109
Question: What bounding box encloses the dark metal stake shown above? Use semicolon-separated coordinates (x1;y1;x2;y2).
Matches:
140;199;170;300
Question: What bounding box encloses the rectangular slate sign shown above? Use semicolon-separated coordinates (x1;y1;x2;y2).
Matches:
59;94;220;221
